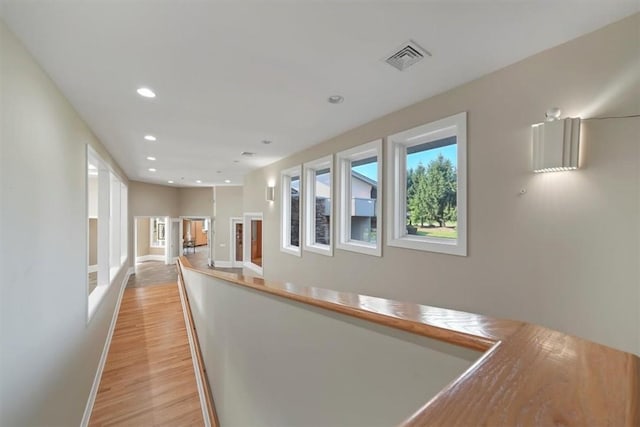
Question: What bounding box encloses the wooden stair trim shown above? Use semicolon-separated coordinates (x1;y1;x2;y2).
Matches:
177;256;639;426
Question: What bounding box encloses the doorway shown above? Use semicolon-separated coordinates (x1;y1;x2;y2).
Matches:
180;216;212;269
243;212;263;275
134;216;168;264
230;218;244;268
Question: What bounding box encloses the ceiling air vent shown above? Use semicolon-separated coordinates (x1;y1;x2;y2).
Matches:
240;151;255;157
384;40;431;71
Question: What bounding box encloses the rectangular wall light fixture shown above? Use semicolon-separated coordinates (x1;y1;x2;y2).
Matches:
266;185;275;202
532;117;581;173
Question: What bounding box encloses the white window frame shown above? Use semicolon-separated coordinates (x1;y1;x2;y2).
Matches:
386;112;467;256
120;183;128;265
280;165;302;257
243;212;263;276
336;140;382;257
303;155;334;256
109;172;121;281
87;145;128;322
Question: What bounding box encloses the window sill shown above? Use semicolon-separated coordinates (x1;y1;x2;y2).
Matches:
280;245;301;257
303;243;333;257
387;235;466;256
336;240;381;257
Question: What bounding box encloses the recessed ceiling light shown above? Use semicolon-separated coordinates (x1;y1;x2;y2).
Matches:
148;168;156;172
137;87;156;98
146;156;156;161
262;140;272;145
196;180;202;184
224;179;231;184
328;95;344;104
144;135;156;141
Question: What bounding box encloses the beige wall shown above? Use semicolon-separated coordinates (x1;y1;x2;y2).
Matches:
178;187;214;217
129;182;214;260
0;21;131;425
213;186;244;263
244;14;640;355
134;217;163;257
129;181;179;218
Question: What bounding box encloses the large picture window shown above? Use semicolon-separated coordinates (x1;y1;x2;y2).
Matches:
280;165;301;256
336;140;382;257
303;156;333;256
87;146;128;320
386;112;467;256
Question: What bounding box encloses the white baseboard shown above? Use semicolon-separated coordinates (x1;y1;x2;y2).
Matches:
177;270;212;427
135;254;164;263
243;261;263;276
213;260;232;268
88;264;98;273
81;266;133;427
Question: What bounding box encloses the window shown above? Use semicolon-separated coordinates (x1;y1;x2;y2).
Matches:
303;156;333;256
336;140;382;257
87;146;128;321
280;165;302;256
109;173;121;281
120;183;128;265
386;112;467;256
150;217;166;248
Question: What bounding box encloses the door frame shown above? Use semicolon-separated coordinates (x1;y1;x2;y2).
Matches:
134;215;169;264
243;212;263;276
167;218;181;264
179;216;212;266
230;217;243;268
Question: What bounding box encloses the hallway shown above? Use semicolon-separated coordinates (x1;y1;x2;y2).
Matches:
89;284;204;426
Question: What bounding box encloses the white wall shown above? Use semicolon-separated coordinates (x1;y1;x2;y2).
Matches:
243;14;640;355
0;21;130;425
182;268;477;426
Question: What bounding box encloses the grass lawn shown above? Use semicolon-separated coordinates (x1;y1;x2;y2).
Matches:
414;224;457;239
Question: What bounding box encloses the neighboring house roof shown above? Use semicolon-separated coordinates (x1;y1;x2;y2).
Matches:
351;170;377;188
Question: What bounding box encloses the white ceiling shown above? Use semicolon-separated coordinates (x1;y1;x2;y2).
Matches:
2;1;637;187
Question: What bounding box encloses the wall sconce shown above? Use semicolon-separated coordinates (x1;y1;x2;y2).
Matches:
532;109;581;173
266;185;275;202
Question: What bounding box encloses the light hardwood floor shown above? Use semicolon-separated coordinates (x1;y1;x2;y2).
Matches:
89;284;204;426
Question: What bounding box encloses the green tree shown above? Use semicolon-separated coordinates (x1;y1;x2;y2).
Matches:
408;163;429;226
423;154;457;227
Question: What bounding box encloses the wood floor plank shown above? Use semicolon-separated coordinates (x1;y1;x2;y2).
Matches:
89;283;204;427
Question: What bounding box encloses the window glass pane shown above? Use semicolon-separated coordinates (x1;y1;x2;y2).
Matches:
405;136;457;239
88;161;99;294
290;176;300;247
120;183;127;264
109;173;121;279
350;156;377;243
314;168;331;245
